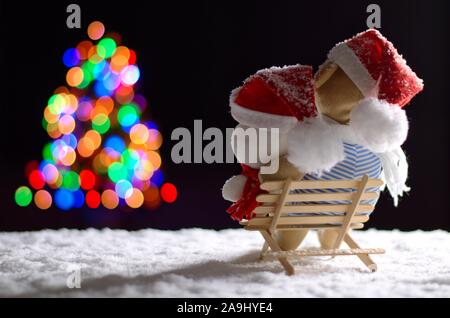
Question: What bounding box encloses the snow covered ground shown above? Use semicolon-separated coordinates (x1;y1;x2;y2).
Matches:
0;228;449;297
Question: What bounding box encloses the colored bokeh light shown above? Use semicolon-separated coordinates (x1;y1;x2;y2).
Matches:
29;170;46;190
15;186;33;207
101;189;119;209
118;104;139;127
87;21;105;41
34;190;52;210
54;189;74;210
125;188;144;208
80;169;96;190
86;190;101;208
121;65;140;86
130;124;149;145
115;179;133;199
15;21;176;211
160;183;178;203
66;67;84;87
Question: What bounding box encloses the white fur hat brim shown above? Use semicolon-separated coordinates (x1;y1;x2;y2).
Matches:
230;88;298;134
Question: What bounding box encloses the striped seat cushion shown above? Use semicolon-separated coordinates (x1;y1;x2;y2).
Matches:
291;143;382;216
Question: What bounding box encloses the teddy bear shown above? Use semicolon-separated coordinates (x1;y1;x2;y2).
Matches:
286;29;424;249
223;29;424;252
222;64;319;250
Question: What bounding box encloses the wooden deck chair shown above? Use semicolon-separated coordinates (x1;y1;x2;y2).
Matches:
239;174;385;276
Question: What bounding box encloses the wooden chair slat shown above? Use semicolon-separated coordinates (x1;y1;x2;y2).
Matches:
243;223;365;231
260;178;383;191
247;215;369;227
266;247;385;258
256;191;379;203
254;204;374;214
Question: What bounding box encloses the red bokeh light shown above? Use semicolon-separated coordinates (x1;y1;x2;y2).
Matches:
128;49;136;65
86;190;101;208
160;183;177;203
80;169;97;190
28;170;46;190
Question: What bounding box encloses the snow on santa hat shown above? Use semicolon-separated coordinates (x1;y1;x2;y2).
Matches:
230;65;317;132
328;29;423;107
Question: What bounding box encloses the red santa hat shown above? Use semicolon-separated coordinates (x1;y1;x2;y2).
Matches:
230;65;317;132
328;29;423;107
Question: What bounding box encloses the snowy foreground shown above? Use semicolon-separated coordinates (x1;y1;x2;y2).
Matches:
0;228;449;297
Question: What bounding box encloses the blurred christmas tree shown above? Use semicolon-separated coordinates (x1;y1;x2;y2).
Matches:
14;21;177;211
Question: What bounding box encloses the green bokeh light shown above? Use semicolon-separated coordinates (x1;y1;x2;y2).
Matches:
121;149;140;169
92;114;111;134
42;143;54;162
117;104;139;127
15;186;33;207
62;171;80;191
97;38;117;59
108;162;128;183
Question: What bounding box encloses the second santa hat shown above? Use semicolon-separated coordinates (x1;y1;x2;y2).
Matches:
327;29;423;107
230;64;317;132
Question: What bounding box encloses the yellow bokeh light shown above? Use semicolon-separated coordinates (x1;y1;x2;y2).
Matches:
134;159;153;181
77;138;95;158
96;96;114;114
84;130;102;149
130;124;149;145
44;106;60;124
101;189;119;210
34;190;52;210
66;67;84;87
144;151;161;170
47;122;62;139
146;129;163;150
87;21;105;41
125;188;144;208
58;115;76;135
60;147;76;166
63;94;79;114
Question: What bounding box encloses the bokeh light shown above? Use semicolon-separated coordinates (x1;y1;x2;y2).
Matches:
118;104;139;127
108;162;128;183
63;48;81;68
15;21;176;211
54;189;74;210
160;183;178;203
86;190;101;208
87;21;105;41
130;124;149;144
29;170;46;190
80;169;96;190
66;67;84;87
15;186;33;207
97;38;117;59
121;65;140;86
115;179;133;199
34;190;52;210
125;188;144;208
101;189;119;209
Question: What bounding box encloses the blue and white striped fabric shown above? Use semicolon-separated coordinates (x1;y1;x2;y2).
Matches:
292;142;382;215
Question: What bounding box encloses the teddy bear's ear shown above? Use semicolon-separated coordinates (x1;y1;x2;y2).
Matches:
315;60;338;89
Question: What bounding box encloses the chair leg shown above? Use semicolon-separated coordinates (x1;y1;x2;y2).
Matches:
260;230;295;276
344;234;377;272
260;241;269;260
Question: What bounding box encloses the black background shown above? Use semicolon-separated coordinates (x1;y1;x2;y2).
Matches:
0;0;448;231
